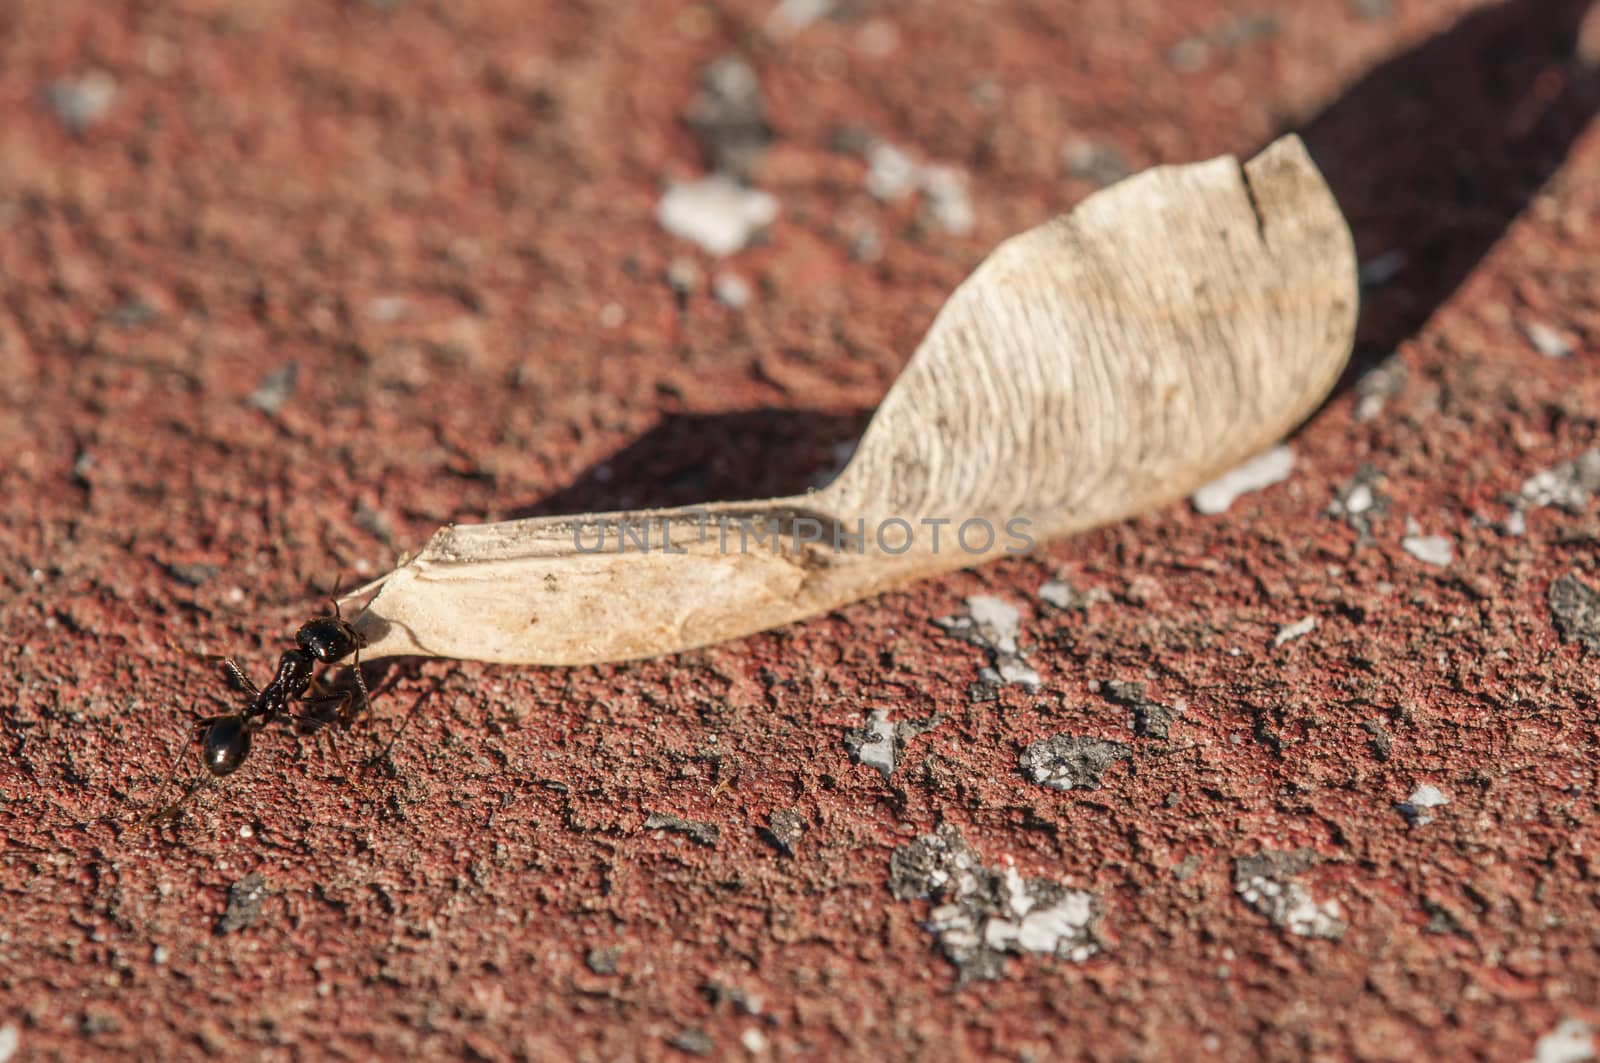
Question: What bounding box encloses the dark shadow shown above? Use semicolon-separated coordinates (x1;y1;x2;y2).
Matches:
1296;0;1597;373
505;408;873;518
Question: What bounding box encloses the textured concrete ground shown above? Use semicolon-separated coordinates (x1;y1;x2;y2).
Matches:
2;0;1598;1059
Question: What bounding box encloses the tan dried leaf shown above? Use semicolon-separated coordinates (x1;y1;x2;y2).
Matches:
347;135;1356;665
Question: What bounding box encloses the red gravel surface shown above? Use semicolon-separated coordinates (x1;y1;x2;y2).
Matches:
4;1;1599;1059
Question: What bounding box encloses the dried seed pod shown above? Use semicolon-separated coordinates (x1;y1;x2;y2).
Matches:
347;134;1356;665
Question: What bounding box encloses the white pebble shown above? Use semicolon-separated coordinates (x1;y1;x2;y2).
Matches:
1191;446;1295;515
1401;534;1453;567
657;176;779;256
1523;319;1575;359
1273;615;1316;647
1399;783;1450;826
1533;1019;1595;1063
855;709;897;780
1407;783;1449;808
1343;483;1374;515
865;141;920;201
920;164;974;235
43;70;118;132
713;272;752;309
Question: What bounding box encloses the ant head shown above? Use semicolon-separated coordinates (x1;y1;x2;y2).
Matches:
202;717;252;776
296;616;365;663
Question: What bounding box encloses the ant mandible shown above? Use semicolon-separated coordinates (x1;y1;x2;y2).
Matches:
145;587;371;820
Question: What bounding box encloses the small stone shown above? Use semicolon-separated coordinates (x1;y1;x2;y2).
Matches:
936;596;1040;689
1353;355;1406;422
670;1027;715;1056
686;54;770;179
43;70;118;132
245;362;299;415
642;812;721;847
1361;719;1393;762
712;272;751;310
1550;572;1600;651
1523;319;1575;359
218;872;269;934
584;946;622;975
764;0;833;38
762;808;807;855
860;137;973;234
890;825;1101;980
845;710;942;782
1038;578;1111;611
1234;851;1345;940
865;141;920;201
657;176;779;256
166;562;220;588
80;1012;120;1037
848;225;882;262
920;164;974;235
847;709;897;780
1398;783;1449;826
1520;447;1600;514
992;657;1042;688
1343;484;1374;515
108;298;156;327
1191;446;1295;514
1401;534;1453;567
1273;615;1317;647
1532;1019;1596;1063
1330;466;1388;542
1060;139;1130;186
1038;579;1075;610
740;1028;770;1054
666;257;701;296
1102;680;1183;740
1019;735;1131;791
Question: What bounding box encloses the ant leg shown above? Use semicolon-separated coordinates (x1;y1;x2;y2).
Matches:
349;646;372;728
144;771;217;826
138;715;227;825
292;690;350;717
303;656;369;730
292;691;357;769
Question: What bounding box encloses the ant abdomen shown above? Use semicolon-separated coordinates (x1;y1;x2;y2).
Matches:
202;717;252;776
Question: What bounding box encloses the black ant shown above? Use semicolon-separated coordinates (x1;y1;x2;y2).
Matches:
144;589;371;821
